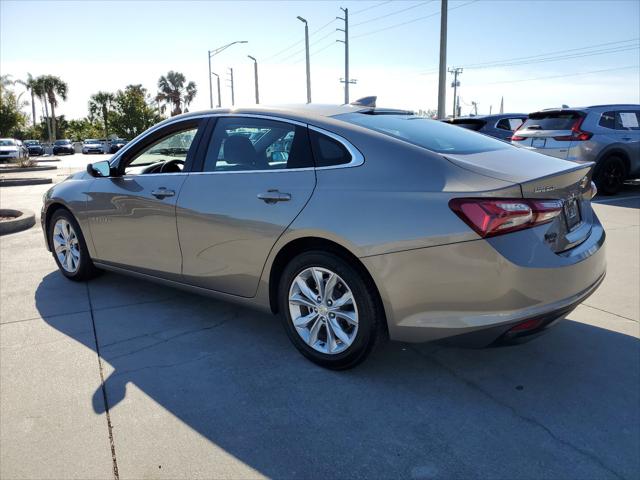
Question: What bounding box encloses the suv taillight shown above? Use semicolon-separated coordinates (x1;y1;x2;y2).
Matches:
553;116;593;141
449;198;563;238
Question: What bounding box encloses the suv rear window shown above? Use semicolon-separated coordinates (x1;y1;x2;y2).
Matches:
337;113;510;154
448;119;486;131
521;111;582;130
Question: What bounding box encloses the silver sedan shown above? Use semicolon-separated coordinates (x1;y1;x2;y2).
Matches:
41;102;606;369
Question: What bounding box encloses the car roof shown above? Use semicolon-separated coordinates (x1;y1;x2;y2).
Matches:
532;104;640;114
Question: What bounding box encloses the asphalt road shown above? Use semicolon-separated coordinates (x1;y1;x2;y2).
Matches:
0;168;638;479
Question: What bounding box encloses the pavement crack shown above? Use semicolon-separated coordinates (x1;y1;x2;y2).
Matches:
86;283;120;480
107;315;235;362
407;345;626;480
580;303;639;324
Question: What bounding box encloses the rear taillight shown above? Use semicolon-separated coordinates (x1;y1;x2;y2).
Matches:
510;122;526;141
553;116;593;141
449;198;563;238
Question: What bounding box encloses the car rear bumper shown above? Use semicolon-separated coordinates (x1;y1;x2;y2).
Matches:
362;217;606;344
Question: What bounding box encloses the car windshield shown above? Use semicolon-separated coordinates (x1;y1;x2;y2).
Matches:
337;113;511;154
0;139;16;146
521;111;582;130
24;140;39;145
85;139;100;144
55;140;71;145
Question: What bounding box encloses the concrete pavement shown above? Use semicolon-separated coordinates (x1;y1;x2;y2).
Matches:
1;174;638;479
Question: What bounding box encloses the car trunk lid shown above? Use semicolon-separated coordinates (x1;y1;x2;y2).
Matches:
444;148;595;252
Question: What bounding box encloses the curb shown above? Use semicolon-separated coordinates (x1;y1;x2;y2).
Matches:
34;157;61;163
0;165;57;173
0;209;36;235
0;177;53;187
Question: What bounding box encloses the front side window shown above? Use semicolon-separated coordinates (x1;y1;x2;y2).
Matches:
203;117;313;172
615;111;640;130
124;128;198;174
338;113;511;154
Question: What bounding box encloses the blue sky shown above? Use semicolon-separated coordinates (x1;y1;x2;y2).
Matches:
2;0;639;119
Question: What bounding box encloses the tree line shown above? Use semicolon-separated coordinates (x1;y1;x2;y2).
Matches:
0;71;197;142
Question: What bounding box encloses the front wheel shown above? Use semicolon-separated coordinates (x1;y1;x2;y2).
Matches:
594;156;626;195
49;209;100;281
278;251;384;370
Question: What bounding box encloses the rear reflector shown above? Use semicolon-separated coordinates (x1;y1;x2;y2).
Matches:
508;318;544;333
449;198;563;238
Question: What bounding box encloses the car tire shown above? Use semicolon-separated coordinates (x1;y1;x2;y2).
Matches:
278;251;384;370
48;209;100;281
594;155;626;195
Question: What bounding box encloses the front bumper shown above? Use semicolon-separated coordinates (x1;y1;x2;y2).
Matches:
362;217;606;344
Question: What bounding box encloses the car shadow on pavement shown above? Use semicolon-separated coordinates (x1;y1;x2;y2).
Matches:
35;270;639;479
593;183;640;209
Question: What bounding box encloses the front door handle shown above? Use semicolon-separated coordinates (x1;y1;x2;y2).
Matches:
151;188;175;199
257;189;291;204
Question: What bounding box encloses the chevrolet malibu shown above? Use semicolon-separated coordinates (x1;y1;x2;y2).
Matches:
41;102;606;369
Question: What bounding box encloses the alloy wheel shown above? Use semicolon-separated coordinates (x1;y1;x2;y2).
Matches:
288;267;359;355
52;218;80;273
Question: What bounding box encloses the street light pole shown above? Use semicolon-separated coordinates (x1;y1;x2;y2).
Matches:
297;16;311;103
248;55;259;104
228;68;235;106
208;40;248;108
437;0;448;119
211;72;221;107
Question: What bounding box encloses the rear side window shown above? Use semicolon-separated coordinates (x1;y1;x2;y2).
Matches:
521;111;582;130
599;111;616;129
309;130;352;167
496;118;525;131
203;117;313;172
338;113;510;154
615;111;640;130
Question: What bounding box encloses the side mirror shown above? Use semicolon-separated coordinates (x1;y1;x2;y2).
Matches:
87;160;112;178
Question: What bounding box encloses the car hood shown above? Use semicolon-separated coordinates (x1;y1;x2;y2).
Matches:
0;146;18;152
442;146;587;184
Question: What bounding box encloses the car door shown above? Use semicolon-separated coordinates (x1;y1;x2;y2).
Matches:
86;119;205;279
177;115;316;297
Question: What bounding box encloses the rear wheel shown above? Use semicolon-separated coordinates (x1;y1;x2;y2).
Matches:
594;156;626;195
278;251;384;370
49;209;100;281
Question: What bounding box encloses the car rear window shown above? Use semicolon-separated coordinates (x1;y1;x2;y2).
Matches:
337;113;510;154
521;111;582;130
449;119;486;131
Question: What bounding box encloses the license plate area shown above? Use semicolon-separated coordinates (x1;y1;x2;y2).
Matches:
563;197;581;231
531;137;546;148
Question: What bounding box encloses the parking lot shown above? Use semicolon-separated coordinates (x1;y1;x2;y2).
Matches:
0;158;638;479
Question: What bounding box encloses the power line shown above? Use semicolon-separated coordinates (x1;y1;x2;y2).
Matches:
352;0;478;40
351;1;434;28
351;0;393;16
421;39;639;74
477;64;639;85
263;18;337;61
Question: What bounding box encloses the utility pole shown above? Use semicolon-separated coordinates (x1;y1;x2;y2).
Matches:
247;55;259;104
437;0;448;118
297;16;311;103
211;72;221;107
471;101;478;116
228;68;235;106
208;41;248;108
448;66;463;118
337;7;350;104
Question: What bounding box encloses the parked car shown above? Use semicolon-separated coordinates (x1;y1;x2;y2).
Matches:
82;139;104;154
108;138;127;154
52;139;75;155
443;114;527;141
41;102;606;369
0;138;29;163
512;104;640;194
23;139;45;156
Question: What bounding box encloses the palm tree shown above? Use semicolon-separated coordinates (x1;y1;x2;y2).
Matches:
16;73;38;128
89;91;115;137
34;75;68;140
156;71;197;116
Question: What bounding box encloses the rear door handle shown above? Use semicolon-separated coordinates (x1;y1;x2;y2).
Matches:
151;188;175;199
621;137;633;141
257;189;291;204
